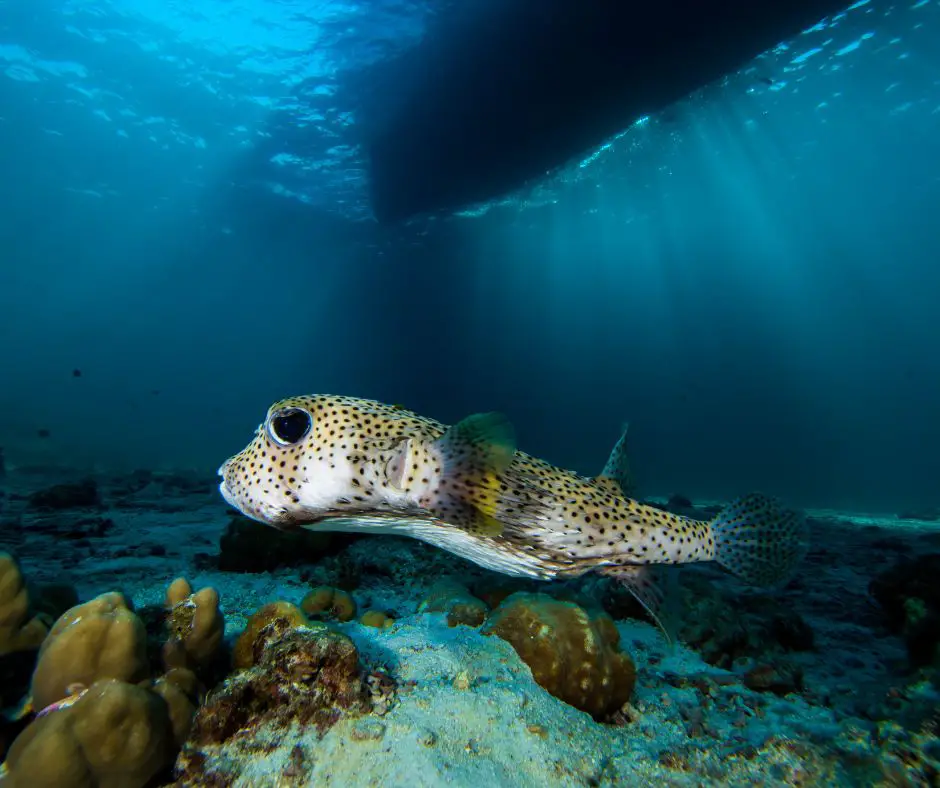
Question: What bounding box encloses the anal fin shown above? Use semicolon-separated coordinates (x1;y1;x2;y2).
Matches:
599;564;681;645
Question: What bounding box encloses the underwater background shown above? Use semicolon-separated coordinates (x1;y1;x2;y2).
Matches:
0;0;938;512
1;1;940;787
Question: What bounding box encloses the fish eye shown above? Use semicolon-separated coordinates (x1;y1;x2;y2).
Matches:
267;408;311;446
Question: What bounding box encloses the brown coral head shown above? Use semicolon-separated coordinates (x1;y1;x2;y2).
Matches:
187;626;370;750
484;592;637;720
231;601;310;671
301;586;357;623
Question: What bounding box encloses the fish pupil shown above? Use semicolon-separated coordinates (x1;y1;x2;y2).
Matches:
269;408;311;445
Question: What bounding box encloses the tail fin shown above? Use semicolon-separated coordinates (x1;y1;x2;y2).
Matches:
710;493;806;586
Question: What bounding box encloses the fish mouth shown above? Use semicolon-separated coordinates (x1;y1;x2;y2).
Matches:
217;460;238;509
218;479;236;509
216;474;293;529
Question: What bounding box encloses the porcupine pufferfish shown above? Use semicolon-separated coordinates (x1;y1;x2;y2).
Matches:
218;395;806;632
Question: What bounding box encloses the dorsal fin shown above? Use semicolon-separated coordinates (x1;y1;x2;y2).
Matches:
593;476;623;497
596;421;635;497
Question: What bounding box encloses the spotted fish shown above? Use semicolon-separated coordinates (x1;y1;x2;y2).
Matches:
218;395;805;632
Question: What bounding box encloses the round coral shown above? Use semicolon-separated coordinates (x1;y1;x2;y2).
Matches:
420;580;489;628
359;611;394;629
483;592;636;719
3;679;173;788
232;601;311;670
30;592;149;712
179;624;370;782
0;552;49;656
162;577;225;674
301;586;357;623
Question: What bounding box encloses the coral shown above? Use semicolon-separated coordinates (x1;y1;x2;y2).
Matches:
161;577;225;674
420;580;489;628
871;553;940;667
359;610;394;629
0;553;48;656
176;596;377;783
483;592;636;720
0;561;70;760
217;514;339;572
1;679;177;788
176;623;370;784
2;571;207;786
27;480;100;511
678;575;814;670
151;668;200;748
900;597;940;668
870;553;940;624
29;592;149;712
301;585;357;623
232;601;310;670
364;666;396;715
867;712;940;785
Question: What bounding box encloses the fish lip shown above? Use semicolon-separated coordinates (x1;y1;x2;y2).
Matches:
216;479;288;527
218;479;236;508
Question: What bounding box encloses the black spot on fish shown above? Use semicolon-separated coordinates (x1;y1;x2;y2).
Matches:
72;369;82;378
37;428;51;439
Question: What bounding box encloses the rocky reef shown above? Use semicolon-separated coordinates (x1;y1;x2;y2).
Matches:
0;470;938;786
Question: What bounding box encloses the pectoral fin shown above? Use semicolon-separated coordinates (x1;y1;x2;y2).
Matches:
430;412;517;537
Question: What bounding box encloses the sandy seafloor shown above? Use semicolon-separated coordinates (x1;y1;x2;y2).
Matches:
1;465;938;787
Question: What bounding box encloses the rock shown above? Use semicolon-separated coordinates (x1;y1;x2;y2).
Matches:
28;480;100;511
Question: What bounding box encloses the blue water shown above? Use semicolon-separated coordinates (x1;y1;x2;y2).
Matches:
0;0;938;513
